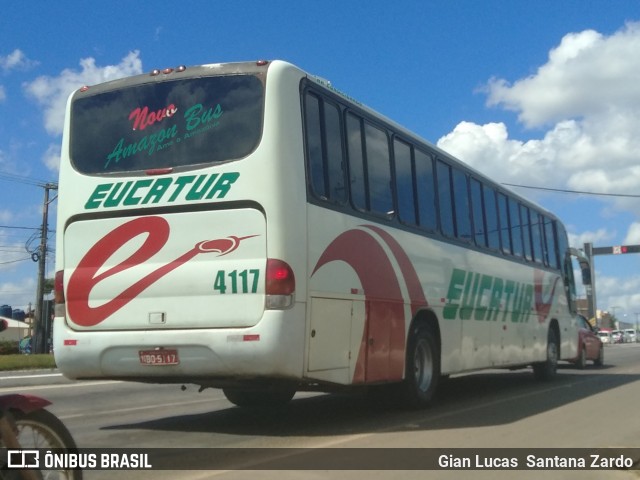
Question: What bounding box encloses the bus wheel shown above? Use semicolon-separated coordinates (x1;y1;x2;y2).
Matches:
401;325;440;408
222;387;295;408
533;328;559;381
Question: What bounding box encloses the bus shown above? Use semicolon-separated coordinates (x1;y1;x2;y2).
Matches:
53;60;590;408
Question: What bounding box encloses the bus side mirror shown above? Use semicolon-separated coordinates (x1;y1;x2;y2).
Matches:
569;248;591;286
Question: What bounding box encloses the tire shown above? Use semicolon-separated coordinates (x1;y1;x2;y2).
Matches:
223;387;295;408
400;325;440;408
7;408;82;480
533;328;559;381
593;345;604;367
576;345;587;369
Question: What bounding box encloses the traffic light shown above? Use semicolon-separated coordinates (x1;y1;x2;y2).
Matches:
616;245;640;254
592;244;640;255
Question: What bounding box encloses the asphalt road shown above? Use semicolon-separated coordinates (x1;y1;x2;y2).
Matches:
2;343;640;480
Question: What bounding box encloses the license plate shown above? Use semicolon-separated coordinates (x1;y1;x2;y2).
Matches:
139;349;179;366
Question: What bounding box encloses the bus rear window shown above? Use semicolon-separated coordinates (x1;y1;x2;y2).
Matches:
70;75;264;174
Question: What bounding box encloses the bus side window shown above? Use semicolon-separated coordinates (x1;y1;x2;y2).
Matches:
452;169;471;242
303;91;346;203
415;150;437;231
531;211;544;264
394;138;418;225
543;216;559;269
520;204;533;262
324;101;347;202
364;122;393;215
436;159;454;237
555;222;577;310
470;177;487;247
346;113;393;216
346;113;367;210
484;185;500;250
497;192;511;255
304;92;325;198
509;198;524;258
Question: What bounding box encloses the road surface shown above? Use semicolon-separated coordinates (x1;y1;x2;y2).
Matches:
2;343;639;479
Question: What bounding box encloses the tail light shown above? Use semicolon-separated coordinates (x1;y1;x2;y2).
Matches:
54;270;66;318
55;270;65;304
265;259;295;309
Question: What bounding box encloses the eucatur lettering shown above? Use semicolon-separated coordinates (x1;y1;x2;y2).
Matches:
84;172;240;209
443;267;534;322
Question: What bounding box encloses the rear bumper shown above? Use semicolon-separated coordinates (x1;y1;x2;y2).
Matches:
53;303;306;383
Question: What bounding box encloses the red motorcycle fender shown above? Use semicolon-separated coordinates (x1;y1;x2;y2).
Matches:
0;394;52;413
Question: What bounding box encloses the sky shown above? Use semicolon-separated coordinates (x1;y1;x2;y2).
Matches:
1;1;639;326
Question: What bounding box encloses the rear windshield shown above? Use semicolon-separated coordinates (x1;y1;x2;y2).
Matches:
70;75;264;174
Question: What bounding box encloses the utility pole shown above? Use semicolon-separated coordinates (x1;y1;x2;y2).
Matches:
33;182;58;354
583;242;596;323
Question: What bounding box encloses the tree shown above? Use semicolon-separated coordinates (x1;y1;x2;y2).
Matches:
44;278;54;296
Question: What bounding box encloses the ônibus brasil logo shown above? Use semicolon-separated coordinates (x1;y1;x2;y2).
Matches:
66;216;256;327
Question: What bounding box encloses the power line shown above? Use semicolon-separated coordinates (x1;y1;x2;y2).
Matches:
502;183;640;198
0;171;56;189
0;247;29;252
0;225;40;231
0;257;31;266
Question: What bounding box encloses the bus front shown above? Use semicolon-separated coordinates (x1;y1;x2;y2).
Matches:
53;61;307;399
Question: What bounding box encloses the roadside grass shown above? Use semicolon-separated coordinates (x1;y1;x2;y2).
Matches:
0;354;56;371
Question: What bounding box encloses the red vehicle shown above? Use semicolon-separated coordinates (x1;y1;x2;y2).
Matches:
0;319;82;480
569;315;604;368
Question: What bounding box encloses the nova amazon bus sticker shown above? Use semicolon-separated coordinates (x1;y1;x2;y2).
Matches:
65;214;262;328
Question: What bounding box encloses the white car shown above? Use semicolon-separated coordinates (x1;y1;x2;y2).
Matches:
624;329;637;343
597;331;612;344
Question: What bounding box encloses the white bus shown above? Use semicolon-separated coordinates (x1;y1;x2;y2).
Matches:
54;60;589;408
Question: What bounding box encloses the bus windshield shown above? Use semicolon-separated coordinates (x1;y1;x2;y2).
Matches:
70;74;264;174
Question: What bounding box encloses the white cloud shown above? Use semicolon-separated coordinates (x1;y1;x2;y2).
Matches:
437;22;640;216
568;228;614;250
23;51;143;136
43;143;61;172
484;22;640;128
438;121;555;186
595;273;640;320
0;277;36;310
0;209;13;223
437;22;640;318
0;49;39;72
623;223;640;244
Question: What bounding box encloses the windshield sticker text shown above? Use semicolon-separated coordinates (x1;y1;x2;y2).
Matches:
129;104;178;131
105;103;224;169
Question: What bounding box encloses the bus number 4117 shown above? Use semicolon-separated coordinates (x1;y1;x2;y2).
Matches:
214;269;260;294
